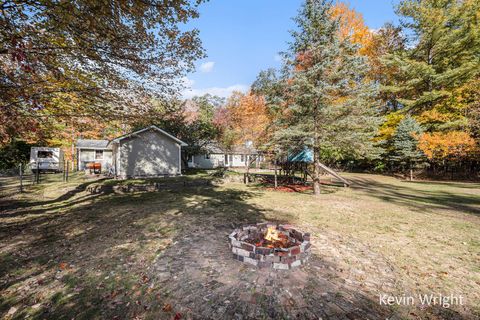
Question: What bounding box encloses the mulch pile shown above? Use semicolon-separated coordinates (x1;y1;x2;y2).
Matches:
264;184;313;192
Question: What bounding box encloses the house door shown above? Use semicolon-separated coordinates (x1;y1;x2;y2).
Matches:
224;154;228;165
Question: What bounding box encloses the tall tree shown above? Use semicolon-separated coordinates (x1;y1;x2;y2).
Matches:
363;23;407;113
191;94;225;124
329;1;371;54
225;92;270;148
383;0;480;113
0;0;205;144
269;0;380;196
391;116;425;180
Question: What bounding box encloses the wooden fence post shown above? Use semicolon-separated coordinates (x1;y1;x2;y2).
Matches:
19;163;23;192
63;160;66;182
35;163;40;184
66;161;69;182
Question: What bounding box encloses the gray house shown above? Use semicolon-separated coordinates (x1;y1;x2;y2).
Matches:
110;126;186;178
76;126;187;178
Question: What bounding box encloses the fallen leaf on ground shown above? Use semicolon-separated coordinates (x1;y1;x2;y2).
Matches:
162;303;172;312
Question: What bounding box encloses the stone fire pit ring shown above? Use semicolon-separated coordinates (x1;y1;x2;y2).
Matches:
229;223;311;270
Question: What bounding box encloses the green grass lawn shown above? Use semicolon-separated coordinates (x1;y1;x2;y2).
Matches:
0;171;478;319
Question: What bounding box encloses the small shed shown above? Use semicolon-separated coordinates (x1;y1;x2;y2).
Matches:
110;126;187;179
76;139;113;171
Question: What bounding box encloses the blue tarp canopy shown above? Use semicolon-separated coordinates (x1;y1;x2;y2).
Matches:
287;148;313;163
284;147;351;186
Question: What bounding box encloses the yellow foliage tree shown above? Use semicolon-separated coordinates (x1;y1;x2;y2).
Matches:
376;112;404;141
330;2;372;54
418;131;476;160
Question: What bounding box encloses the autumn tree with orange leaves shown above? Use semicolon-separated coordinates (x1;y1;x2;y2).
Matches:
330;2;372;54
224;92;271;149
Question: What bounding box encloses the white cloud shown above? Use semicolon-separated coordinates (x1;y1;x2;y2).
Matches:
199;61;215;73
182;84;249;99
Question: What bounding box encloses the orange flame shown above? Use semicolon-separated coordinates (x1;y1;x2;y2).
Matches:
264;226;282;242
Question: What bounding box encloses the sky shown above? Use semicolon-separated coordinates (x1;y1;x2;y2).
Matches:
182;0;400;99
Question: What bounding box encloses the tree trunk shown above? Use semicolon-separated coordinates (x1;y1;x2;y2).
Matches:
313;146;321;196
313;110;321;196
410;168;413;181
274;155;278;189
245;155;249;185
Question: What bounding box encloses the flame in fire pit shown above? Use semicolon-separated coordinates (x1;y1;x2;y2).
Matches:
264;226;281;242
254;226;289;248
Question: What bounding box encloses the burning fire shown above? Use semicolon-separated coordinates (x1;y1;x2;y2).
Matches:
264;226;282;242
255;226;290;248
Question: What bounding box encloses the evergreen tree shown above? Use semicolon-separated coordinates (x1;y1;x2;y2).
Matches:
269;0;380;196
391;116;425;180
383;0;480;113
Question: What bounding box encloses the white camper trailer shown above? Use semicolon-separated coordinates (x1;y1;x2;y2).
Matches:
30;147;64;173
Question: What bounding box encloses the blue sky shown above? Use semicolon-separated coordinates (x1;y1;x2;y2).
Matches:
182;0;400;98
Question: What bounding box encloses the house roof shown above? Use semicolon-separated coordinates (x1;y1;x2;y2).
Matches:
204;142;224;154
230;145;259;154
110;125;187;146
76;139;112;150
204;143;259;154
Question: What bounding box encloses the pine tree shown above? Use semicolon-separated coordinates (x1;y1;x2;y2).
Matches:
391;116;425;180
271;0;380;196
383;0;480;113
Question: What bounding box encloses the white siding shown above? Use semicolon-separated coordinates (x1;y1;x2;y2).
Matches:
189;153;261;169
188;153;225;168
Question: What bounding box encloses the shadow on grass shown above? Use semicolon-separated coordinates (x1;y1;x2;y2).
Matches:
349;176;480;216
0;178;472;319
0;183;268;319
0;175;105;213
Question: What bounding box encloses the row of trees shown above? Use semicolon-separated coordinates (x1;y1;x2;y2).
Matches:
1;0;478;187
246;0;480;190
201;0;479;192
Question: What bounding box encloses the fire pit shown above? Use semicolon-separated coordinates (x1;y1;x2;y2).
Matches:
229;223;311;269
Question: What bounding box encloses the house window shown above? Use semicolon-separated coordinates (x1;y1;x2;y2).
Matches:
37;151;54;158
241;154;244;162
187;155;193;162
229;155;233;163
205;154;210;159
95;150;103;160
224;154;228;164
